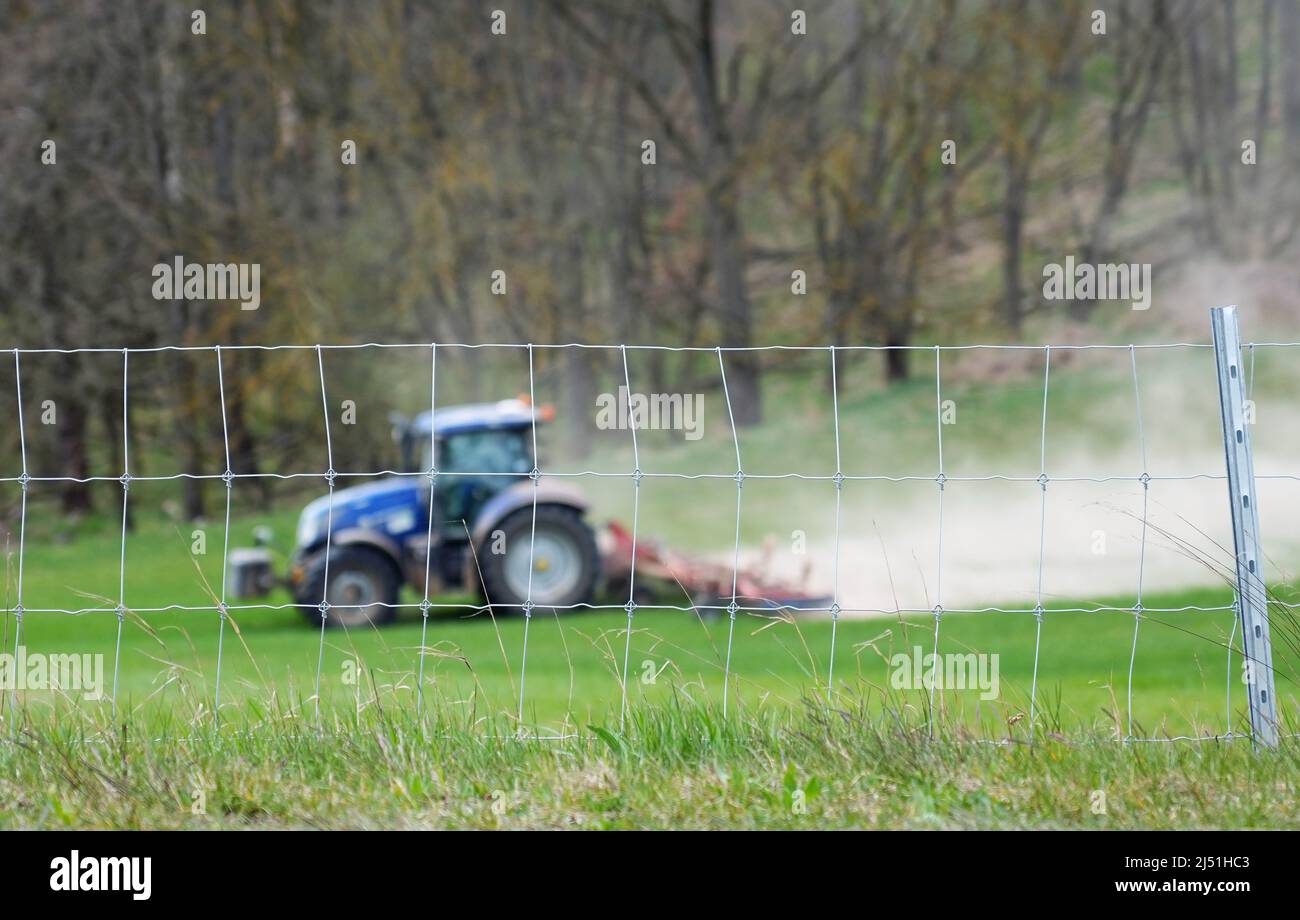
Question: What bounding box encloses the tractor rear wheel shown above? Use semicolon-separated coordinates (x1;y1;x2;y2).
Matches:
297;545;401;628
476;505;600;612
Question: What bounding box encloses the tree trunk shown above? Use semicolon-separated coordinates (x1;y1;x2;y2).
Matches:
560;233;594;459
175;345;207;520
156;24;206;519
706;183;761;425
58;395;92;514
226;353;267;502
884;339;910;383
1002;157;1028;334
688;0;760;425
1284;1;1300;148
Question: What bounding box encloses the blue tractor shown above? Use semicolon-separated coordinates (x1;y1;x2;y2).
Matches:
270;399;600;628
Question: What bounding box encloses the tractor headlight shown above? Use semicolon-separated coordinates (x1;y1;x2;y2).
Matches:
296;509;323;548
295;494;334;549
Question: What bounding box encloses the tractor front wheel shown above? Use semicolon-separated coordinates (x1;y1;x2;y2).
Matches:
297;545;401;628
476;506;600;612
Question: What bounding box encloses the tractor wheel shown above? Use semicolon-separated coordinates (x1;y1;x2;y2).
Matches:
476;505;600;612
297;545;401;629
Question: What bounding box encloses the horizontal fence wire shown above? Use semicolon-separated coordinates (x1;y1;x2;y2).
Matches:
1;339;1294;743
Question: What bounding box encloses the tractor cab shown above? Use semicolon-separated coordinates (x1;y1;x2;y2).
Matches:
403;399;546;537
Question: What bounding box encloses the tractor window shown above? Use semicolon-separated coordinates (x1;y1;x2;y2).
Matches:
428;429;533;475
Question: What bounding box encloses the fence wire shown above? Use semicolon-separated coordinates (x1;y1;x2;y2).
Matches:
1;339;1294;744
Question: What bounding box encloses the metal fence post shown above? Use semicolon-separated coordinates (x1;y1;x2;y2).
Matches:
1211;305;1279;748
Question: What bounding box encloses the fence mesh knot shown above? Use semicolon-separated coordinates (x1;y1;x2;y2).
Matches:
521;600;534;618
932;604;944;621
317;600;330;616
1139;472;1151;488
119;473;132;491
221;469;235;488
217;602;229;621
1037;473;1049;490
632;468;643;486
727;600;739;618
832;472;844;490
419;599;432;617
12;603;23;619
529;467;541;483
17;472;29;491
426;467;438;483
324;468;337;486
732;470;745;487
114;604;126;621
624;600;637;616
1032;604;1044;621
935;472;947;490
829;602;841;621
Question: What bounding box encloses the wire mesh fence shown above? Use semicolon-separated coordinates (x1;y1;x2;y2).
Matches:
1;315;1295;744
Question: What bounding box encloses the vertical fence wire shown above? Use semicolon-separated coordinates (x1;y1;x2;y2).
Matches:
826;347;843;701
929;346;946;735
1028;346;1051;738
8;349;28;735
618;344;641;732
516;344;541;731
716;348;745;717
213;346;233;720
110;349;130;715
1125;345;1150;741
312;345;336;724
416;343;437;720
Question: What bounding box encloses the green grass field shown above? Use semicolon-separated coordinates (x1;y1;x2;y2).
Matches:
1;498;1293;743
5;694;1300;830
